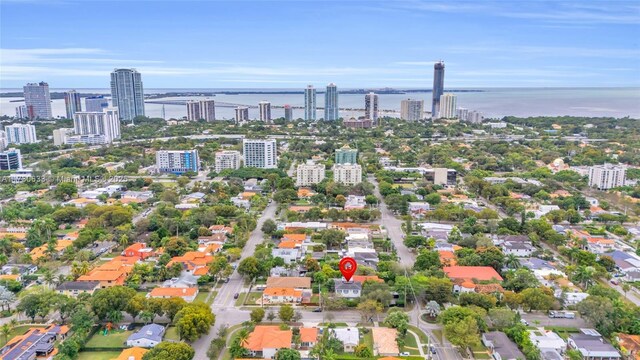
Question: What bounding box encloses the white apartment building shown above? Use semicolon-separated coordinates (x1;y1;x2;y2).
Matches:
296;161;325;187
0;131;6;151
333;163;362;185
186;101;201;121
588;163;626;190
53;128;74;146
156;150;200;174
235;107;249;123
400;99;424;121
214;150;241;173
5;124;37;144
438;93;457;119
73;108;120;143
186;99;216;121
243;139;277;169
259;101;271;122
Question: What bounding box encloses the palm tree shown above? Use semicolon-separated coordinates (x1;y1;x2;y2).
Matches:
119;235;129;248
1;324;10;343
42;269;55;289
572;265;596;289
622;283;631;299
505;254;521;269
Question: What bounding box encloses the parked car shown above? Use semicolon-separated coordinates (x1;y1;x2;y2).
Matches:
520;319;529;326
400;352;411;356
610;279;619;285
312;308;322;312
233;293;239;299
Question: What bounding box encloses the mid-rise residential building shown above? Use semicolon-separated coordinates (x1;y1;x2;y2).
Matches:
23;82;52;119
296;161;326;186
588;163;626;190
344;118;373;129
156;150;200;174
259;101;271;122
73;108;121;143
15;105;28;119
235;107;249;123
365;92;379;122
324;83;339;120
432;61;445;117
64;90;82;119
0;131;6;151
5;124;37;144
110;68;145;121
304;85;316;121
457;108;469;121
199;99;216;121
335;145;358;164
333;163;362;185
401;99;424;121
53;128;74;146
186;101;201;121
243;139;277;169
64;134;107;145
468;110;483;123
438;93;457;119
84;96;109;112
0;148;22;170
214;150;241;173
284;105;293;121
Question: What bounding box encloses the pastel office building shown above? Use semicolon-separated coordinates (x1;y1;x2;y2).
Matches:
73;108;121;144
214;150;241;173
296;162;326;187
156;150;200;174
243;139;277;169
110;68;145;121
64;90;82;119
588;164;626;190
333;163;362;185
23;82;52;119
5;124;37;144
0;148;22;170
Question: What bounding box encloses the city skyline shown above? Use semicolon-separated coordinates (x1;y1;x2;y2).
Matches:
1;1;638;88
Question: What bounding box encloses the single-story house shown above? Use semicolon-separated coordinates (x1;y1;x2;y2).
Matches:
482;331;525;360
331;328;359;353
126;324;165;348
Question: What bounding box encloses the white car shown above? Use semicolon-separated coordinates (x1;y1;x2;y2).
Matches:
400;352;411;356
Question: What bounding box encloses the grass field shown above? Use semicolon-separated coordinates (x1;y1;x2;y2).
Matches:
164;326;180;341
469;343;491;359
77;351;121;360
84;329;132;349
194;291;209;304
401;332;420;355
0;325;47;348
362;330;373;350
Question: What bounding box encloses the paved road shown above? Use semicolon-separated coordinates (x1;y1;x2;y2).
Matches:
520;312;590;328
191;201;277;358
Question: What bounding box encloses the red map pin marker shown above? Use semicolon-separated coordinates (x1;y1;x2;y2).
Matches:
339;257;357;282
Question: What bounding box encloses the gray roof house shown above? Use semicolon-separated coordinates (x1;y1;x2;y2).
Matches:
334;279;362;298
126;324;165;348
568;329;621;360
482;331;525;360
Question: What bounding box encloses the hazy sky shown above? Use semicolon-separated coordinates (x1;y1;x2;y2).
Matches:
1;0;639;88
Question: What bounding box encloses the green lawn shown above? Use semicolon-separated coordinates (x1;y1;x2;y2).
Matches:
194;291;209;304
0;325;46;348
164;326;180;341
469;343;491;359
362;330;373;351
401;332;420;355
77;351;121;360
84;329;132;349
407;325;429;345
234;293;247;306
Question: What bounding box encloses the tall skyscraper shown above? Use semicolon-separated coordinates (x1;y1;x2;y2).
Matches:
73;108;121;143
324;83;338;121
259;101;272;122
432;61;445;118
364;92;379;122
5;124;37;144
85;96;109;112
235;107;249;123
438;93;457;119
401;99;424;121
23;82;52;119
284;105;293;121
64;90;82;119
110;68;145;122
304;85;316;121
186;101;201;121
0;148;22;170
200;99;216;121
156;150;200;174
243;139;277;169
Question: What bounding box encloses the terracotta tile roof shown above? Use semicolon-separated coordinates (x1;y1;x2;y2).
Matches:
438;250;457;266
0;274;20;281
278;241;301;249
475;283;505;294
243;326;292;351
300;327;318;343
193;267;209;276
443;266;503;282
125;243;146;253
149;287;197;298
114;347;148;360
78;270;126;282
167;251;214;270
263;287;302;297
266;277;311;289
617;334;640;359
282;234;307;242
289;206;313;212
352;275;383;284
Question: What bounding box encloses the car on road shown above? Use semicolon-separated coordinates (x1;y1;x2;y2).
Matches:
610;279;619;285
233;293;239;299
430;346;436;354
520;319;529;326
312;308;322;312
400;352;410;356
223;278;230;283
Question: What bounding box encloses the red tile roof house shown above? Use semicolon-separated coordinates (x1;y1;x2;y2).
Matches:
443;266;503;293
299;327;318;349
123;243;155;260
243;326;293;359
